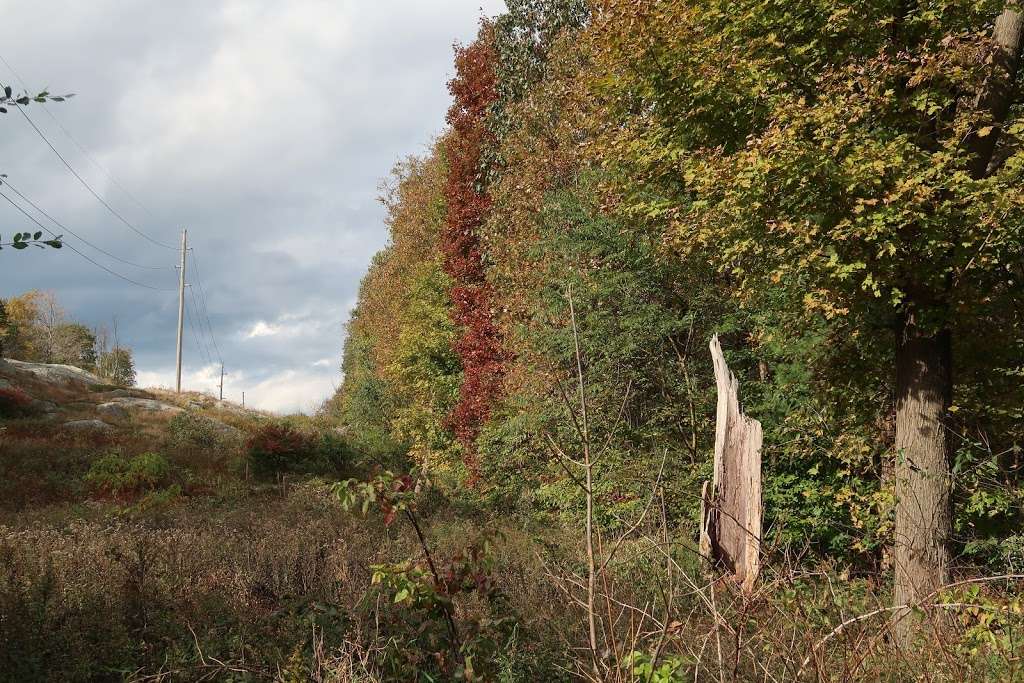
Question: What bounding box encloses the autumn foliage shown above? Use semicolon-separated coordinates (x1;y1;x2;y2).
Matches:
334;0;1024;585
440;26;505;472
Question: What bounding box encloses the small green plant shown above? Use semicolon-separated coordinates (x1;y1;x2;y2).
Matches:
624;651;689;682
333;471;513;681
84;451;172;497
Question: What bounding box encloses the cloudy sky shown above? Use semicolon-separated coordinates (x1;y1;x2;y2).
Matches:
1;0;505;413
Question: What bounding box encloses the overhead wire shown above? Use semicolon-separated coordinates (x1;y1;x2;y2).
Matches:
187;248;223;363
1;53;229;378
0;55;177;251
184;286;212;367
186;284;213;366
0;188;176;292
1;178;173;271
10;100;178;250
0;53;155;221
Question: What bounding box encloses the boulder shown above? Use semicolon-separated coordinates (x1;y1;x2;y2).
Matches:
104;398;183;414
96;402;129;420
63;419;112;432
30;399;59;414
100;389;140;399
5;360;105;387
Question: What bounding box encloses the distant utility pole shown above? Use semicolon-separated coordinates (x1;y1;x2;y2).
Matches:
175;228;187;393
242;391;245;407
219;363;224;400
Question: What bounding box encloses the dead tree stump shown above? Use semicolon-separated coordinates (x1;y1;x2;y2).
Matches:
700;335;763;593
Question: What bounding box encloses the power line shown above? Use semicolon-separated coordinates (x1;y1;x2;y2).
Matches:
188;248;223;363
185;285;213;366
186;284;214;365
1;178;172;271
0;52;161;224
0;77;177;251
0;188;176;292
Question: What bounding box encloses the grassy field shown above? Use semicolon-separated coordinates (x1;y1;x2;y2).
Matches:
1;368;1022;681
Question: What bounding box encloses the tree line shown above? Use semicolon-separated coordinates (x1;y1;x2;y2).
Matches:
0;290;136;386
329;0;1024;639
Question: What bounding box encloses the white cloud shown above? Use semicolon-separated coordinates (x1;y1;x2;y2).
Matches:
245;320;282;338
136;362;339;415
245;368;339;414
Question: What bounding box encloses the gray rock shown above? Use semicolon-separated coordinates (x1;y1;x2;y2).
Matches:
101;389;137;399
30;399;59;414
96;402;129;420
5;360;105;386
208;419;243;439
63;419;112;432
214;400;252;416
104;397;183;414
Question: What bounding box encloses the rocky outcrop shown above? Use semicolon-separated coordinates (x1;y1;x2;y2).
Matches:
3;359;106;387
101;398;183;414
63;419;113;432
96;402;130;420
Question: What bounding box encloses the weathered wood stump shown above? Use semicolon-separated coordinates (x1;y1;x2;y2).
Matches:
700;335;763;593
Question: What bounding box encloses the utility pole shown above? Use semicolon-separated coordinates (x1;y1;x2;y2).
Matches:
219;363;224;400
242;391;245;407
175;228;187;393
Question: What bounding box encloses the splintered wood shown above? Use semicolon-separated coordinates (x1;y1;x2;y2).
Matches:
700;335;763;592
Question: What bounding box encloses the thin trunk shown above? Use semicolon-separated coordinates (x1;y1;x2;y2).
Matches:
892;310;952;645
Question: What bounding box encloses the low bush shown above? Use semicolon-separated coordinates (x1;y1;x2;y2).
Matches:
84;452;172;497
246;422;315;477
0;387;36;418
167;410;222;449
246;423;353;478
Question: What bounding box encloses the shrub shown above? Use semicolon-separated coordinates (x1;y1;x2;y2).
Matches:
313;431;356;472
0;387;36;418
246;423;315;477
168;411;222;449
84;452;172;497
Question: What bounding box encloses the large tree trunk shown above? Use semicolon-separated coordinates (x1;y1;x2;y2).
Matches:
890;6;1023;645
892;310;952;645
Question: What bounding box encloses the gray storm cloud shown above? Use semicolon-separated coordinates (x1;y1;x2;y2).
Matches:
0;0;505;413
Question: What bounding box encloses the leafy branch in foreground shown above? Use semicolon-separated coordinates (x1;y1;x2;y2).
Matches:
0;177;62;252
331;470;510;681
0;84;74;114
0;231;63;251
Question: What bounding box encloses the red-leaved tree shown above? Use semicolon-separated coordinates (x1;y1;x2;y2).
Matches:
441;25;505;478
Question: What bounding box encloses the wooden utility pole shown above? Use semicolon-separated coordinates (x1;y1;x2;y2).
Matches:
219;363;224;400
175;228;187;393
